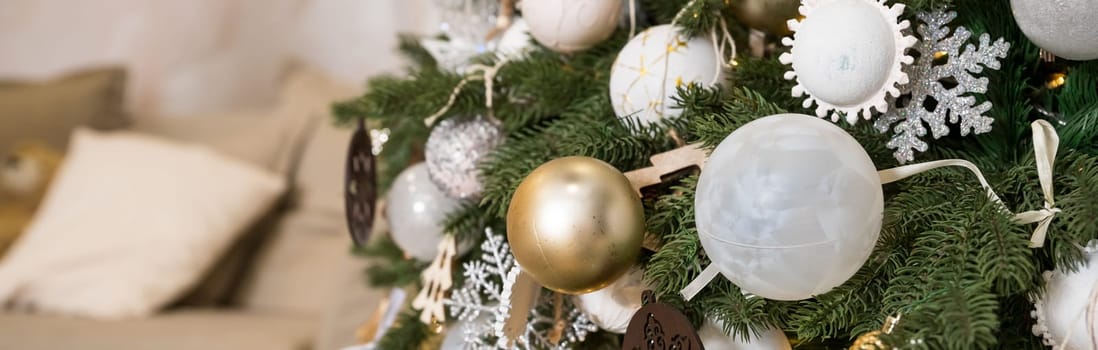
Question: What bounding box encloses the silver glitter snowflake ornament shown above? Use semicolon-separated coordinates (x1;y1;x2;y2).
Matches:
445;228;597;349
426;115;503;200
874;10;1010;163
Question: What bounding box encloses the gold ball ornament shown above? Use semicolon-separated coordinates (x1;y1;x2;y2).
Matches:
506;156;645;294
729;0;801;35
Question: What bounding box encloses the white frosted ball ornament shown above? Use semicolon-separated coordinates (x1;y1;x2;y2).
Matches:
1031;241;1098;349
521;0;621;53
574;268;647;333
386;163;461;261
779;0;915;124
610;24;725;127
699;320;792;350
695;114;883;301
1011;0;1098;61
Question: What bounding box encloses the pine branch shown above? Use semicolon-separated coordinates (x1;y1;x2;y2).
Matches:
376;310;431;349
358;235;429;287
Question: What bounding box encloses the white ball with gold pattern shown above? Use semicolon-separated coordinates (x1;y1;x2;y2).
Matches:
521;0;621;53
610;24;726;127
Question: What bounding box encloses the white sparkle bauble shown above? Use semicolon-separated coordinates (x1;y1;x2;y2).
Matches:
386;163;461;261
694;114;883;301
610;24;725;127
574;268;647;334
521;0;621;53
1011;0;1098;61
425;115;503;200
1032;241;1098;350
699;320;792;350
779;0;915;124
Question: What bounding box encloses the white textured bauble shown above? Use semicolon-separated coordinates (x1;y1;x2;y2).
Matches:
1011;0;1098;61
521;0;621;53
699;320;792;350
574;268;647;333
1032;241;1098;350
610;24;725;127
386;163;461;261
694;114;883;301
779;0;914;123
425;115;503;200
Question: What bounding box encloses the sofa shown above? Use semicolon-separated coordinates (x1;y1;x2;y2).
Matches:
0;66;384;350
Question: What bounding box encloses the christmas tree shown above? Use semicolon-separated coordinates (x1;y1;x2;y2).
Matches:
336;0;1098;348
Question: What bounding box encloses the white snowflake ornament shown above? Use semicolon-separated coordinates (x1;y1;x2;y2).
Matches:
445;228;597;349
874;11;1010;163
779;0;916;124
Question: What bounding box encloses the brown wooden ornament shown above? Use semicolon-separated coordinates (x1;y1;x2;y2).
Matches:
624;143;708;252
623;143;707;196
622;290;704;350
344;118;377;246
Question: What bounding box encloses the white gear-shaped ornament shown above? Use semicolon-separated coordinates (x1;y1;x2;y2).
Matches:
779;0;916;124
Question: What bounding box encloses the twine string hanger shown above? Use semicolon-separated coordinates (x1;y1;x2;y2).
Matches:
424;58;509;127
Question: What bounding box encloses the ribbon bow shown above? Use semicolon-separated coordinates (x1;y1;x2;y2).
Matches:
1012;120;1060;248
878;119;1062;247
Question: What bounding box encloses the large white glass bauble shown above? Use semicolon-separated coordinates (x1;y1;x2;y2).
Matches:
1032;241;1098;349
698;320;792;350
521;0;621;53
609;24;725;127
695;114;883;301
1011;0;1098;61
574;268;647;333
386;163;461;261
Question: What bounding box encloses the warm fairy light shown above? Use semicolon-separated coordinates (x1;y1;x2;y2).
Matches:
933;50;948;59
1046;72;1067;89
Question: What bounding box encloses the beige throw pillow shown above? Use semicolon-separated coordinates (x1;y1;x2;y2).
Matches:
0;129;285;319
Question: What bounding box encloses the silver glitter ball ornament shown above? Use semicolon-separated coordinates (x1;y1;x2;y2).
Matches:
425;115;503;200
1011;0;1098;61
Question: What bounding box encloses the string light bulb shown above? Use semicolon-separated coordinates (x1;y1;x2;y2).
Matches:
1046;72;1067;89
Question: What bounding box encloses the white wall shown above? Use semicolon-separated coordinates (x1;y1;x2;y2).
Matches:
0;0;440;117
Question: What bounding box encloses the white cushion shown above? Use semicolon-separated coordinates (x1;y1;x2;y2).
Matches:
0;129;286;319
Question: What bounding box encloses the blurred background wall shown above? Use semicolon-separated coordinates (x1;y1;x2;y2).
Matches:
0;0;440;117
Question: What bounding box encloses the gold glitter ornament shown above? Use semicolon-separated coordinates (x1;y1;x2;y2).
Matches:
849;330;887;350
849;314;901;350
506;156;645;294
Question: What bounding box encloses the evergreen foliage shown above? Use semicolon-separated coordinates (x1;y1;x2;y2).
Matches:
333;0;1098;348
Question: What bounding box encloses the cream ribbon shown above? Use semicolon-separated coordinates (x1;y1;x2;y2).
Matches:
423;59;509;127
880;120;1061;248
681;120;1062;301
